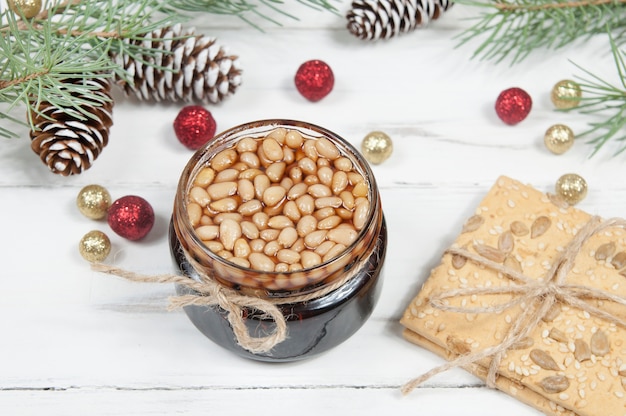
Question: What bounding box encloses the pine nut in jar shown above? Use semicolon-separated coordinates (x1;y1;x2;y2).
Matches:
170;119;387;361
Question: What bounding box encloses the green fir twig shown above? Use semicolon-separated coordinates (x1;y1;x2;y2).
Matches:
567;36;626;156
0;0;185;138
169;0;340;29
455;0;626;64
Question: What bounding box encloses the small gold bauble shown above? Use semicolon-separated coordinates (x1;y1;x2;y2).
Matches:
544;124;575;155
555;173;588;205
79;230;111;263
8;0;42;19
551;80;582;110
361;131;393;165
77;184;111;220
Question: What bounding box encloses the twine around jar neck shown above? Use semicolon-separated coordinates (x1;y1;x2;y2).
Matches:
92;251;369;355
402;216;626;395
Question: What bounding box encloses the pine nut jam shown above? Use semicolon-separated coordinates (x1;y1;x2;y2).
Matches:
170;120;387;361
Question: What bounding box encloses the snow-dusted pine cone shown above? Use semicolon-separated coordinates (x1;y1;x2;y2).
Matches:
111;24;242;104
347;0;453;40
30;78;113;176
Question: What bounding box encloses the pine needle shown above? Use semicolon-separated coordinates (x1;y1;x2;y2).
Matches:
455;0;626;64
0;0;183;138
566;35;626;156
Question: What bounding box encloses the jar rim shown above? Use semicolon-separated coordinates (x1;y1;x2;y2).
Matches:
173;119;381;282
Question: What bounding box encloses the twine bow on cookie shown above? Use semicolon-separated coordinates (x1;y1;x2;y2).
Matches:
402;216;626;395
91;262;287;355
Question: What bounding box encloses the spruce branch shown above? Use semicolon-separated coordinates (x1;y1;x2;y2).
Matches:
0;0;184;138
455;0;626;64
169;0;340;29
567;35;626;156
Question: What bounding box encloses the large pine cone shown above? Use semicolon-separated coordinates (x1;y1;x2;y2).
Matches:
30;78;113;176
347;0;453;40
111;24;242;104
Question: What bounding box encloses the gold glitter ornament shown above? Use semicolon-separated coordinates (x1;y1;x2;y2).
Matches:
8;0;42;18
79;230;111;263
555;173;588;205
77;184;111;220
361;131;393;165
544;124;575;155
551;80;582;110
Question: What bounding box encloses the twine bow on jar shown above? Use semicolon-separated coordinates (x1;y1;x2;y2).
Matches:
92;252;367;355
91;262;287;355
402;216;626;394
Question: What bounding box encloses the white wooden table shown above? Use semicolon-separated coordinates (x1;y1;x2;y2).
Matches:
0;3;622;414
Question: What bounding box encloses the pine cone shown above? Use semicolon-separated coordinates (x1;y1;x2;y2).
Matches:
347;0;453;40
111;24;242;104
30;78;113;176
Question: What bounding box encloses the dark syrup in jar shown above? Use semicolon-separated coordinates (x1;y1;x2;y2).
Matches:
169;218;386;362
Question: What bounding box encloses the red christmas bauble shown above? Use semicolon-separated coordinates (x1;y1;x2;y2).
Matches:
294;60;334;102
173;106;217;150
107;195;155;241
495;87;532;125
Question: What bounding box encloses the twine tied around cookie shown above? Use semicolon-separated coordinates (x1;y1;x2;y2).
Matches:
91;262;287;355
402;216;626;395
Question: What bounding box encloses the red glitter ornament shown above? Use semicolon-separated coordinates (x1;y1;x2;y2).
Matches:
495;87;532;125
294;60;334;102
173;106;217;150
107;195;155;241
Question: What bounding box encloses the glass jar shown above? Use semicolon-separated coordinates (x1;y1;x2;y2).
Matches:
170;119;387;362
